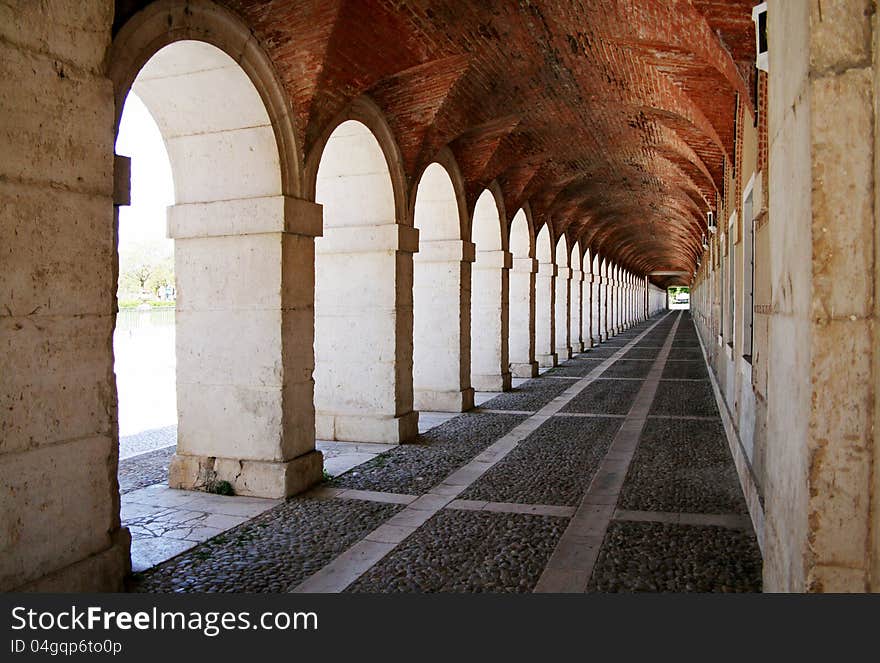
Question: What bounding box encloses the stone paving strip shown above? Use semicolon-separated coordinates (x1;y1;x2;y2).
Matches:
554;412;626;418
613;509;752;529
328;413;528;495
447;500;576;518
308;486;419;505
534;313;681;593
476;408;537;416
309;486;576;517
292;313;672;593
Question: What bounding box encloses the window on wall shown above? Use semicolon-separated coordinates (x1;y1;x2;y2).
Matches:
726;212;735;346
743;187;754;362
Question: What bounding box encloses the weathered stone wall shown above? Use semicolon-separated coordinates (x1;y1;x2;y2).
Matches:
691;0;879;592
0;0;129;591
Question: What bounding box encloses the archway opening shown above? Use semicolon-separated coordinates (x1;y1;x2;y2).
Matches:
412;163;474;415
314;119;418;444
114;38;319;573
470;190;511;392
554;235;572;360
508;209;538;377
535;224;556;367
114;91;176;495
590;251;602;345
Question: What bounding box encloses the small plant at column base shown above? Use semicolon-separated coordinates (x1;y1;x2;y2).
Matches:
322;469;333;482
207;479;235;496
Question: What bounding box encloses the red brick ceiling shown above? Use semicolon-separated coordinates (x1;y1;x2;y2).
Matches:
117;0;757;286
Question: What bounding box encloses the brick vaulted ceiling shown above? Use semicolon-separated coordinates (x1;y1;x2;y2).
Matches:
116;0;757;284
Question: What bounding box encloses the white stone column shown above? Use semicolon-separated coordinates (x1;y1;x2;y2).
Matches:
509;256;540;377
414;239;476;411
570;262;585;353
626;273;633;328
535;259;557;366
590;273;601;345
472;249;512;391
315;223;420;444
168;196;323;498
554;265;572;360
615;271;623;333
606;273;616;338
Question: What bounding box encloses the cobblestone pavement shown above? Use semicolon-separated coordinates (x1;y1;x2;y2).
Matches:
618;418;748;514
347;510;567;593
119;446;175;495
587;521;762;592
120;425;176;459
328;413;528;495
126;311;762;593
130;498;401;592
459;416;621;506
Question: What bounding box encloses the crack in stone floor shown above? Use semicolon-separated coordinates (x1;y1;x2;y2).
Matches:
126;311;762;593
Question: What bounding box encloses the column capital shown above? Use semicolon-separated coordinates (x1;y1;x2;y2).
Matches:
415;239;476;263
537;261;557;277
512;257;539;273
169;195;323;239
316;222;419;254
473;249;513;269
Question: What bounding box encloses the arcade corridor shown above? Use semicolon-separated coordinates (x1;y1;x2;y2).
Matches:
4;0;880;594
123;311;761;593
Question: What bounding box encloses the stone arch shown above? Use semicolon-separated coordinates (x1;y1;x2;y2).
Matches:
471;187;512;391
409;147;469;240
109;1;321;500
471;185;508;251
109;0;302;198
509;203;536;258
508;207;539;377
304;96;408;225
312;116;418;443
412;155;475;412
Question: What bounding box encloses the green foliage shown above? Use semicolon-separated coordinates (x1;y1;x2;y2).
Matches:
118;299;175;309
117;240;175;301
208;480;235;496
